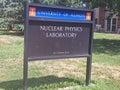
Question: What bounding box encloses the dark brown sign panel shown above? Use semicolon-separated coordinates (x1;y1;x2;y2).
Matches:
27;21;92;60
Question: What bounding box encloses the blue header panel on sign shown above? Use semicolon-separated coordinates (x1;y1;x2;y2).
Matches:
29;6;92;21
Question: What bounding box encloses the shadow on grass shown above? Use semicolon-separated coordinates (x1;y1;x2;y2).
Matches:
0;75;84;90
0;31;24;36
93;39;120;55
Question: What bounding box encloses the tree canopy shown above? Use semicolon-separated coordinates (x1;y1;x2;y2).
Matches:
33;0;84;8
92;0;120;15
0;0;25;30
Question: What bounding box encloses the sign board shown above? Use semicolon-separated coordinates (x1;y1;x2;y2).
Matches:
28;21;92;60
25;3;93;60
24;2;94;90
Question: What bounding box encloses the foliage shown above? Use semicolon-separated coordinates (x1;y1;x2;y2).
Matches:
0;0;25;30
92;0;120;16
33;0;84;8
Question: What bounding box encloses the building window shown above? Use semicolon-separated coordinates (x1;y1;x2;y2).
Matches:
95;18;98;24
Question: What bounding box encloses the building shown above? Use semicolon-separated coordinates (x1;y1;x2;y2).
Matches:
94;7;120;33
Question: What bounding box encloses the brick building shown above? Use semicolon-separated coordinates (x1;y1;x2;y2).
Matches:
94;7;120;33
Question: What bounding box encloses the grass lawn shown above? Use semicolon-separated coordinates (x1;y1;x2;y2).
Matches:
0;31;120;90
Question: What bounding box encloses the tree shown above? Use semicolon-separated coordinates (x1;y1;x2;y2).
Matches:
33;0;43;3
92;0;120;16
0;0;25;30
33;0;84;8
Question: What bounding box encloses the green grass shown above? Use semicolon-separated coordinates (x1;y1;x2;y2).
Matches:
74;79;120;90
93;33;120;65
0;31;120;90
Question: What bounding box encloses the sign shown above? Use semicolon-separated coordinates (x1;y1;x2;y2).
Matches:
28;21;91;60
25;4;94;60
24;3;94;90
29;6;92;21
